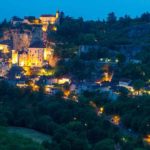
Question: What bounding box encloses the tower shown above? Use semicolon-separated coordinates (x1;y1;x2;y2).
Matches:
56;10;59;19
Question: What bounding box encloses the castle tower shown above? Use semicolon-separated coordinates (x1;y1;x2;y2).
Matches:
56;10;60;19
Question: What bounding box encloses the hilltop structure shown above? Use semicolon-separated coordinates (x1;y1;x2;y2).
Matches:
9;11;62;68
11;11;61;32
12;41;54;67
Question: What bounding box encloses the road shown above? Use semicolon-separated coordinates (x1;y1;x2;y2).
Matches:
102;115;139;138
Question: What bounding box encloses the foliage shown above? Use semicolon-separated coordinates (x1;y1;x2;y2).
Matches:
0;127;45;150
105;96;150;135
0;81;146;149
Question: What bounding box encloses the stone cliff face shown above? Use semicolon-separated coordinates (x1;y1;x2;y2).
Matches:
12;32;32;50
31;26;43;44
3;26;43;51
3;31;12;40
48;55;59;67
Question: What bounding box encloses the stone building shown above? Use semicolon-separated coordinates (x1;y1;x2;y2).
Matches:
28;41;45;67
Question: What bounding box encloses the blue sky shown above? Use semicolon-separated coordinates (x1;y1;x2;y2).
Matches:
0;0;150;20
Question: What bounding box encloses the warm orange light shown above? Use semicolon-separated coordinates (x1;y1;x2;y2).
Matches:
64;90;71;97
111;115;120;125
98;107;104;115
52;26;57;31
96;72;113;84
12;50;18;64
32;85;39;91
29;83;39;91
0;44;9;54
144;135;150;144
42;25;48;32
23;67;31;76
57;78;71;85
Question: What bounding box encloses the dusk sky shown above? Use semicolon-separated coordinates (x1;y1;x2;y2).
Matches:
1;0;150;20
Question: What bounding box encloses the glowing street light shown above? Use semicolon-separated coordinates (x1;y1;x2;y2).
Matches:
111;115;120;125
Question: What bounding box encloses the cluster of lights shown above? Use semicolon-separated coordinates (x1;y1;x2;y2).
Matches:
99;58;119;63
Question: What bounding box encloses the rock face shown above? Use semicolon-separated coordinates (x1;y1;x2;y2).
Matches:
4;26;43;51
48;55;59;67
31;26;43;44
12;32;32;50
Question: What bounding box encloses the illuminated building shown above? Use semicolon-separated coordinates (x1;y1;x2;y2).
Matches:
28;41;45;67
42;24;48;32
12;50;18;64
18;50;28;67
23;12;60;32
40;11;60;32
0;44;9;54
11;41;56;68
40;11;60;25
44;47;54;61
23;11;60;26
57;78;71;85
33;19;41;25
96;72;113;84
12;41;45;68
0;40;13;54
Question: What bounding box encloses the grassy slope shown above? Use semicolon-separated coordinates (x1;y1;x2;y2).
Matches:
0;127;45;150
7;127;52;144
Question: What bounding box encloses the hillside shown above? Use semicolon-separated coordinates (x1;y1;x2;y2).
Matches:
0;127;45;150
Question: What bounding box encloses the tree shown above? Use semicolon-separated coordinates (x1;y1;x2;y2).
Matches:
116;53;126;65
140;12;150;22
94;139;115;150
59;140;71;150
7;66;24;80
133;80;145;95
78;33;96;45
119;87;129;98
107;12;117;24
119;15;131;26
